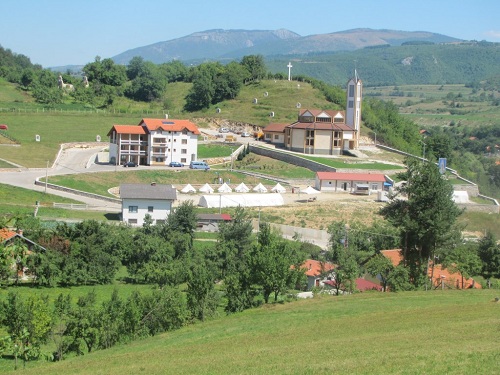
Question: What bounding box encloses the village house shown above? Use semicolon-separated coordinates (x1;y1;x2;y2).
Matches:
380;249;481;290
1;228;46;279
107;117;200;166
300;259;336;290
315;171;388;194
262;72;362;155
120;183;177;226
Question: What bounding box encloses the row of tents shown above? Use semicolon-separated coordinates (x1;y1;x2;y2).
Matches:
181;182;288;194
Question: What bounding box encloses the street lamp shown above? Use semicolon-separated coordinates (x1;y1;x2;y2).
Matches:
230;148;234;171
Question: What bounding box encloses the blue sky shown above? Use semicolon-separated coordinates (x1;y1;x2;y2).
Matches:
1;0;499;67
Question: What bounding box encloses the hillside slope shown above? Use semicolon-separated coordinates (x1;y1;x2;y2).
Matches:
11;290;498;375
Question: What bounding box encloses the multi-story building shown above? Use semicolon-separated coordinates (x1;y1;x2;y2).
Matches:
107;117;200;166
263;72;363;155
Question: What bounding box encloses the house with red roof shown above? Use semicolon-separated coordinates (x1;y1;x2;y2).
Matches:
315;171;388;193
299;259;336;290
1;228;46;280
262;73;362;155
380;249;481;290
107;117;200;167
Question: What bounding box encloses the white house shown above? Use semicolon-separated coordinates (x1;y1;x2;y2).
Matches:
120;183;177;226
108;117;200;166
300;259;336;290
315;171;387;193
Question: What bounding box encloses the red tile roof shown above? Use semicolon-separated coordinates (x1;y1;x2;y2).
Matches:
107;125;147;136
288;122;353;131
380;249;481;289
0;228;16;242
263;123;288;133
316;171;387;183
300;259;335;277
139;118;200;135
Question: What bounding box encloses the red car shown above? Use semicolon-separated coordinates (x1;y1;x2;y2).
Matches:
0;124;8;130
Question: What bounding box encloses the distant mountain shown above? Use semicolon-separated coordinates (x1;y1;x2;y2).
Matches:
112;28;460;65
112;29;301;64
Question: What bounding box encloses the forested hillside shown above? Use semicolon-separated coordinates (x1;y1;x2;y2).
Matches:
266;41;500;86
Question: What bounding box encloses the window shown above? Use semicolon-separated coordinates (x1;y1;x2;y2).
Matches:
334;117;343;123
306;130;314;138
148;206;154;212
265;134;271;139
128;219;137;224
181;149;187;154
181;139;187;144
371;184;378;190
274;134;279;140
181;158;186;163
349;85;354;97
348;100;354;108
316;117;331;123
128;206;138;213
306;139;314;146
333;140;340;147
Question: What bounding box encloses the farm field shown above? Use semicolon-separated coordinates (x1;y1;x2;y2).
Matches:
3;289;498;375
364;84;500;128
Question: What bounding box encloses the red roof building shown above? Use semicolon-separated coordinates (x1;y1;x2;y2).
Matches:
380;249;481;290
107;118;200;167
315;171;388;193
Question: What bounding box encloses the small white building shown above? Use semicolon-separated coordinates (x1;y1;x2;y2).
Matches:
315;171;387;193
108;118;200;166
120;183;177;226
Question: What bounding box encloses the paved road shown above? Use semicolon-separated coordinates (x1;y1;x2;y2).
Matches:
1;144;122;211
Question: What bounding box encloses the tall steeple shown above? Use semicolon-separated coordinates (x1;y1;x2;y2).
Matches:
345;69;362;146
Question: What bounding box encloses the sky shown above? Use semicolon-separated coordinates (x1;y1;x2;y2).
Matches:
1;0;499;68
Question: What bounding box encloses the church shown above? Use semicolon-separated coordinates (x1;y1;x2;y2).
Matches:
263;72;362;155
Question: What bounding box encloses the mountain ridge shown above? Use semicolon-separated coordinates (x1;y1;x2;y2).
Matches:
111;28;460;64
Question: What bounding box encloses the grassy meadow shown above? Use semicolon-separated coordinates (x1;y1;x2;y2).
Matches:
364;84;500;128
2;290;498;375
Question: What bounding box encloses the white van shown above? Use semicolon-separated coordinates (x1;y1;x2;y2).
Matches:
189;161;210;170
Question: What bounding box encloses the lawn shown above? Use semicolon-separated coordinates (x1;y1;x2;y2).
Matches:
4;289;498;375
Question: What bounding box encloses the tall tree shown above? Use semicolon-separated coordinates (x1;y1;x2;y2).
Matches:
380;158;462;287
241;55;266;82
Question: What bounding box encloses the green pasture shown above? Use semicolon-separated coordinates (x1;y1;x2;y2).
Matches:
364;84;500;128
5;290;498;375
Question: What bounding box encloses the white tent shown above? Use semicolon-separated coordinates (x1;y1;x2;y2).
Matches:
181;184;196;193
302;186;321;194
234;182;250;193
199;183;214;194
198;193;284;208
252;183;268;193
271;183;286;193
218;182;232;193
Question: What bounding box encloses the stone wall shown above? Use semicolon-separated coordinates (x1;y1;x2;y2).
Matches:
250;144;337;173
457;203;499;214
454;184;480;197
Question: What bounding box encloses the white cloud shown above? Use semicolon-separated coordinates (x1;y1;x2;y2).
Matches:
483;30;500;41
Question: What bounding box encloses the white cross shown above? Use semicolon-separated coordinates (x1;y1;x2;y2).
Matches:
287;62;293;81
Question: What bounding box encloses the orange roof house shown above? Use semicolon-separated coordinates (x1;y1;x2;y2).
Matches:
298;259;336;290
315;171;389;193
107;117;200;167
380;249;481;290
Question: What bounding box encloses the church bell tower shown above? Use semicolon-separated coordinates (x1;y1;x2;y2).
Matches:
345;70;362;147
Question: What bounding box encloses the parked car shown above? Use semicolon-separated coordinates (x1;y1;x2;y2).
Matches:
241;132;251;137
0;124;8;130
189;161;210;170
123;161;138;167
169;161;184;167
219;127;229;133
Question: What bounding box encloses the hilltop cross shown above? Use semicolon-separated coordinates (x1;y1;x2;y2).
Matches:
287;62;293;81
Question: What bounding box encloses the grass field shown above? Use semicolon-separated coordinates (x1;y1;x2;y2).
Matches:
2;290;498;375
364;84;500;128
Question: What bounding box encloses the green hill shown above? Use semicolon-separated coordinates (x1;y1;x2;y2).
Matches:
266;42;500;86
7;290;498;375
